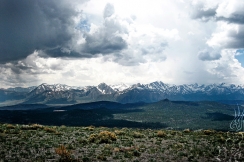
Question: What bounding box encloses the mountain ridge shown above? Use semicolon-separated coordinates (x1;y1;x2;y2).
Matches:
1;81;244;104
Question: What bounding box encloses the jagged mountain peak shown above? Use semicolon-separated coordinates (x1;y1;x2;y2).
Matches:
110;83;130;91
30;83;51;95
131;83;144;88
97;83;114;94
151;81;165;85
51;84;74;91
39;83;47;86
148;81;169;89
37;83;50;90
98;82;109;87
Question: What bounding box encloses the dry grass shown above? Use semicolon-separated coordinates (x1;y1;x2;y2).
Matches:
0;123;243;161
55;145;72;161
157;130;167;138
89;130;117;143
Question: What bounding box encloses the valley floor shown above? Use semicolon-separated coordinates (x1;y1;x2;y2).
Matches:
0;123;243;162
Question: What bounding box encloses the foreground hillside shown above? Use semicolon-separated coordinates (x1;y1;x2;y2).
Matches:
0;123;243;161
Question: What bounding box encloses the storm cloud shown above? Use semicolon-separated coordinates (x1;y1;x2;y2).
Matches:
198;49;221;61
1;0;244;88
0;0;87;63
190;3;216;21
191;0;244;50
216;0;244;24
191;0;244;24
81;3;128;55
207;24;244;49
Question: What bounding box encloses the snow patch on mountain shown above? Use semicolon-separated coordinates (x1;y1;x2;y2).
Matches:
97;83;115;94
110;83;130;91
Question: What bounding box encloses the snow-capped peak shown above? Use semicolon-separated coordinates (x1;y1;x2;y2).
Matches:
30;81;244;97
110;83;130;91
38;83;50;90
51;84;74;91
97;83;115;94
33;83;84;93
147;81;170;91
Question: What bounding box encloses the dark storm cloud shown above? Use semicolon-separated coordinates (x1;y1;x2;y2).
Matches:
81;3;128;55
217;14;244;24
0;51;67;78
198;49;221;61
211;25;244;49
191;3;244;24
225;25;244;48
0;0;88;64
191;2;244;50
189;2;217;21
191;7;216;21
3;61;38;75
9;64;32;74
45;47;83;58
83;32;127;54
0;63;39;87
0;1;130;64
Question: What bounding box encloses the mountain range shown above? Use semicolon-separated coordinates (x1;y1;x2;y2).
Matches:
1;81;244;105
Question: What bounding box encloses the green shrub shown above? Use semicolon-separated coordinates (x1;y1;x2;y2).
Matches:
157;130;167;138
6;124;15;129
97;154;107;161
183;129;191;133
88;131;117;143
44;127;57;133
133;132;144;138
55;145;72;162
203;130;215;135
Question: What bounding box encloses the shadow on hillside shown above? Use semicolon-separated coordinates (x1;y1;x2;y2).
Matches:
171;101;199;106
0;108;168;129
202;112;234;121
92;120;168;129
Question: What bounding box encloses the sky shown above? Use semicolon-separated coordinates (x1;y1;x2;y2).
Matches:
0;0;244;88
